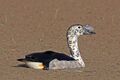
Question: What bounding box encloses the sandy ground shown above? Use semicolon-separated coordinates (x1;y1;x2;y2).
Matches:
0;0;120;80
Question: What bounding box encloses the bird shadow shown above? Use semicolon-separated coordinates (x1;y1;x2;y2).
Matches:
13;64;29;68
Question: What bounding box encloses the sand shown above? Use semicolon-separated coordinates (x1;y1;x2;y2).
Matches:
0;0;120;80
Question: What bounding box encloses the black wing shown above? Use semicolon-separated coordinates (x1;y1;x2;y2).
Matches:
17;51;75;69
18;51;75;63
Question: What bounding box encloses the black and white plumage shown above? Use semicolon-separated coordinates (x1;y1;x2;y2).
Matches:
18;51;75;69
17;24;96;70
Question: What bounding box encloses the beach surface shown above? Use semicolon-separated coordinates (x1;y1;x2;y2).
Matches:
0;0;120;80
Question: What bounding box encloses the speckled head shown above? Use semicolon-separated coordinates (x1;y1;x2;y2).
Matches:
67;24;96;37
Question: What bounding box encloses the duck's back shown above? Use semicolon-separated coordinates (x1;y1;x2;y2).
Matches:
25;51;75;63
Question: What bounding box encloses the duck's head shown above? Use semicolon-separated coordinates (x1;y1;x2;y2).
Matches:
68;24;96;36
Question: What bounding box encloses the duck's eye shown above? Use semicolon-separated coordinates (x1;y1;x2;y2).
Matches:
78;27;80;28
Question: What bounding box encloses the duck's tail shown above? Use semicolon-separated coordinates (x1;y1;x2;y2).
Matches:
17;58;26;62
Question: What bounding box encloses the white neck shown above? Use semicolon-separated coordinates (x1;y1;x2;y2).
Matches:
67;35;85;67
